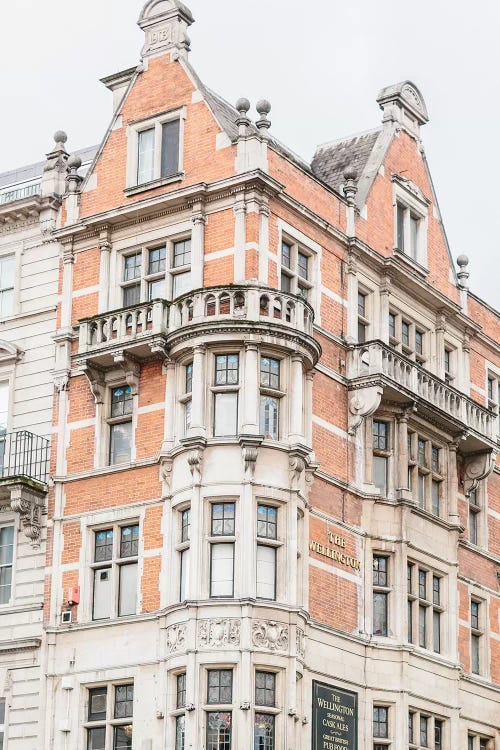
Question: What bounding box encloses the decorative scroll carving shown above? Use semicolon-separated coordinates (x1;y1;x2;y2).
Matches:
82;364;106;405
165;623;186;653
160;457;173;498
296;628;306;659
289;455;306;490
187;449;203;484
242;446;258;479
463;452;495;497
252;620;289;652
348;384;383;434
113;352;141;395
198;618;241;648
10;484;46;546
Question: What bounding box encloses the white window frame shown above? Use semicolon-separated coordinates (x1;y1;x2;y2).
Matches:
407;562;446;655
259;355;285;442
253;668;281;750
207;499;237;599
443;343;456;384
357;286;371;344
106;383;135;467
372;552;391;637
470;595;487;677
276;220;322;323
169;669;187;749
83;680;135;750
407;432;446;518
210;352;241;439
125;106;186;192
393;178;429;267
408;709;446;750
176;504;191;602
0;522;15;608
202;665;235;750
388;308;426;364
118;234;192;308
255;503;282;601
0;697;6;749
372;701;392;748
90;521;140;621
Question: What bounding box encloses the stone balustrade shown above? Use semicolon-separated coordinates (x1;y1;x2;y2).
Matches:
348;341;496;441
78;300;168;354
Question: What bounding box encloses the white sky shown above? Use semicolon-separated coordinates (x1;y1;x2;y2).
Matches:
1;0;498;309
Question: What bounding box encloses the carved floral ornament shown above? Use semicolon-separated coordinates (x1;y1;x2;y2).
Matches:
198;618;241;648
0;484;46;547
165;622;186;653
252;620;289;652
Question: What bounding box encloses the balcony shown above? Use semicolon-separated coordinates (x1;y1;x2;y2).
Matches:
76;285;321;368
347;341;497;450
0;431;50;546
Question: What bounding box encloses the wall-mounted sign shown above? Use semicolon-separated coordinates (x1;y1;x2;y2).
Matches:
309;532;361;571
312;681;358;750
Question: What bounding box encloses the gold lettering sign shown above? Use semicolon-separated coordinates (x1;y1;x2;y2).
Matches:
309;532;361;571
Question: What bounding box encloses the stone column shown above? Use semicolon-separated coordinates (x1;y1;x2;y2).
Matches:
396;411;411;501
60;242;75;330
191;203;206;289
162;360;176;450
98;231;112;313
447;442;459;525
289;355;304;444
187;346;206;438
242;343;259;434
304;370;315;448
435;312;446;379
233;196;247;282
346;250;359;342
379;276;391;343
461;331;472;395
258;201;270;284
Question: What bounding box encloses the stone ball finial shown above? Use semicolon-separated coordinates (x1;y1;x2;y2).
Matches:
54;130;68;144
256;99;271;117
457;254;469;268
235;97;251;115
68;154;82;170
343;166;358;182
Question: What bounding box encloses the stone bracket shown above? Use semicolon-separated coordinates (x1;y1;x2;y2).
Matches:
8;481;46;546
348;384;383;434
463;451;495;497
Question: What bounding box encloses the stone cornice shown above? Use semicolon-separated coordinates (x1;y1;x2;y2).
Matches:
0;637;41;654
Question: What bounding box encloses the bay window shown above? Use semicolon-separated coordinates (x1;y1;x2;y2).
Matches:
210;503;235;597
206;670;233;750
255;671;277;750
259;357;282;440
256;505;279;600
213;355;239;437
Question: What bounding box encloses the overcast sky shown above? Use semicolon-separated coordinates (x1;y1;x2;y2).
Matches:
1;1;498;309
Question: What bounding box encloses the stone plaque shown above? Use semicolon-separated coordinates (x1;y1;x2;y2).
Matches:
312;681;357;750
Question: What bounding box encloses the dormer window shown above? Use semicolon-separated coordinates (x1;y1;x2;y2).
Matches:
393;178;429;267
126;108;186;195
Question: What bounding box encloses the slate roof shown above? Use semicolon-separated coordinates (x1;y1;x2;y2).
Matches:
311;129;381;195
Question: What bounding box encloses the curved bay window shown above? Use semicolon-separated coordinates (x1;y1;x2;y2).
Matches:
213;355;239;437
254;671;278;750
259;357;282;440
206;669;233;750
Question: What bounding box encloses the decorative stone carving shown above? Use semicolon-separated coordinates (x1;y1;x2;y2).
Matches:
165;623;186;653
113;352;141;395
82;364;106;405
240;700;250;710
348;384;383;434
463;452;494;497
187;449;203;484
289;455;306;490
252;620;289;652
242;446;258;479
160;457;173;498
10;483;46;546
296;628;306;659
54;371;70;393
198;618;241;648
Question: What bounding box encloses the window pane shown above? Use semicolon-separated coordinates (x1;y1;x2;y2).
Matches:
88;687;107;721
114;685;134;718
415;330;423;355
419;570;426;599
172;270;192;298
208;670;233;704
298;252;308;279
113;725;133;750
257;505;277;540
123;283;141;307
402;320;410;347
396;203;405;250
95;529;113;563
0;382;8;432
471;601;479;630
373;456;387;496
111;386;133;418
410;214;418;259
176;715;185;750
161;119;180;178
0;256;15;291
471;634;480;674
110;422;132;465
118;563;137;616
433;609;441;653
373;592;387;636
87;727;106;750
148;246;166;275
373;421;387;450
432;576;440;606
418;473;425;508
93;567;112;620
210;544;234;597
408;600;413;642
173;239;191;268
420;716;428;747
0;526;14;565
255;672;276;707
469;509;478;545
260;357;280;389
0;289;13;318
214;393;238;437
206;712;232;750
254;713;275;750
177;674;186;709
281;241;291;269
179;548;189;601
388;313;396;338
280;273;291;293
260;396;279;440
181;509;191;542
434;720;443;750
432;480;440;516
215;355;239;386
137;128;155;183
373;706;388;738
256;545;276;600
124;253;142;282
120;525;139;558
211;503;235;536
373;556;387;587
419;604;427;647
148;278;166;300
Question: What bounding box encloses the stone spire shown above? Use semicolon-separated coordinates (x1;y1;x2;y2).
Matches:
138;0;194;60
376;80;428;138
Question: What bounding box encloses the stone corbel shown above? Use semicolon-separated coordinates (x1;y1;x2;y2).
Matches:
54;370;70;393
239;436;263;481
289;455;306;490
303;462;319;504
113;352;141;395
82;364;106;405
463;451;495;497
159;456;173;498
348;385;383;434
10;483;46;546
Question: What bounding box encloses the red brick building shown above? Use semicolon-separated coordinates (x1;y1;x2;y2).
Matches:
41;1;499;748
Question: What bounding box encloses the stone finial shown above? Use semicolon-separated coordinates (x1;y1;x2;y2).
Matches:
66;154;83;194
256;99;272;136
138;0;194;60
235;98;251;137
343;167;358;205
53;130;68;147
376;80;428;137
456;254;470;290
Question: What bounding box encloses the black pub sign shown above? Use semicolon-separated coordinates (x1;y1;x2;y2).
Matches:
312;681;358;750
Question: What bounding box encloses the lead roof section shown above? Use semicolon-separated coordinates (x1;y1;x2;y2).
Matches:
0;145;98;190
311;129;382;198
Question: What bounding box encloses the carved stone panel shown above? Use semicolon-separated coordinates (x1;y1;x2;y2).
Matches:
252;620;289;652
165;623;186;653
296;628;306;659
198;618;241;648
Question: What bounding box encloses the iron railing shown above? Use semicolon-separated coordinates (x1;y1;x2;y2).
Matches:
0;183;41;205
0;431;50;485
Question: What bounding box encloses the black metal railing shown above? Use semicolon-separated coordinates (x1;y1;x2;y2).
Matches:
0;431;50;485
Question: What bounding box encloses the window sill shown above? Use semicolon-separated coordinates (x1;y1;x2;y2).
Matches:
124;172;184;197
393;247;428;276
